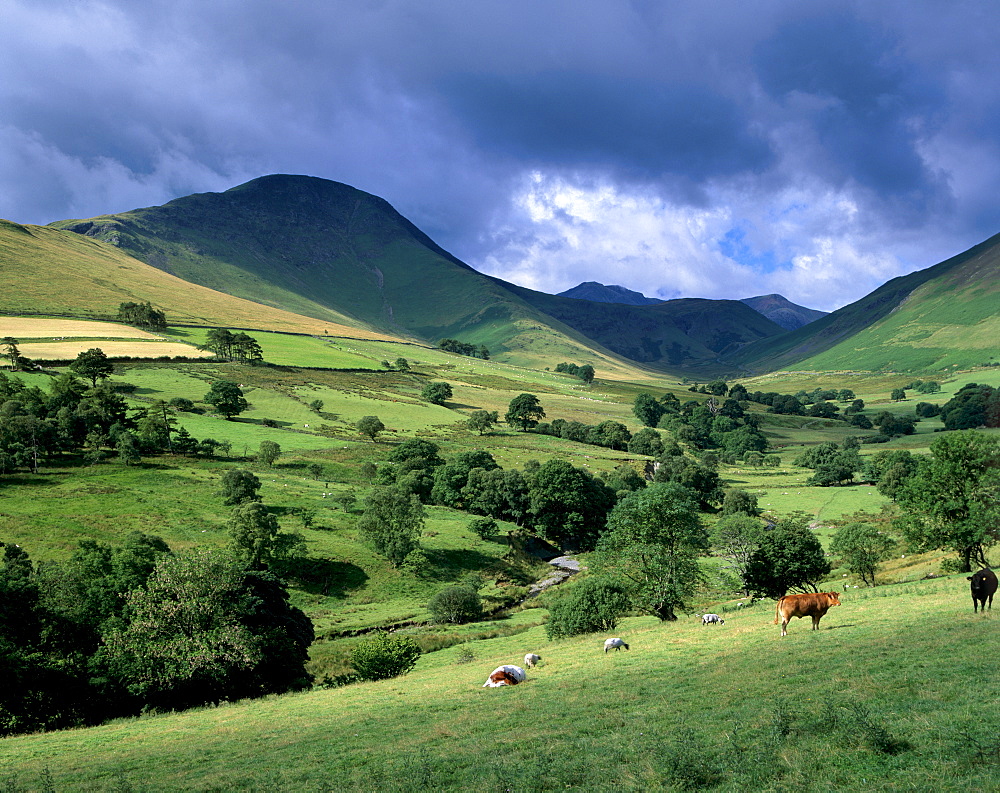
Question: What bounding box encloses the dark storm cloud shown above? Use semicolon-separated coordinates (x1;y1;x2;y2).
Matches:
440;71;773;182
3;1;1000;309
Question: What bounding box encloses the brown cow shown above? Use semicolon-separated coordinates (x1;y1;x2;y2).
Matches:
774;592;841;636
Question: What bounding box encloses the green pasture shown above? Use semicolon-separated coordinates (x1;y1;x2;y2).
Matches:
5;574;999;791
173;327;380;368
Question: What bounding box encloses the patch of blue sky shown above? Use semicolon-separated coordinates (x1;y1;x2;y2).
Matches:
718;227;781;273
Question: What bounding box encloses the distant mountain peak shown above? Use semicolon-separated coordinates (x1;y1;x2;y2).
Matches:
739;294;827;331
557;282;662;306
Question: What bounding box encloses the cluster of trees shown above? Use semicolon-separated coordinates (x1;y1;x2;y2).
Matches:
794;438;863;486
358;438;619;555
0;534;312;736
0;368;244;475
936;382;1000;430
632;390;770;457
554;362;596;384
198;329;264;364
438;338;490;359
116;301;166;329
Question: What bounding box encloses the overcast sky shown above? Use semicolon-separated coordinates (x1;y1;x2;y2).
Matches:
3;1;999;311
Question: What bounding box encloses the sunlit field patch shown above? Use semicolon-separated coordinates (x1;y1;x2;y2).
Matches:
19;340;213;359
0;316;164;339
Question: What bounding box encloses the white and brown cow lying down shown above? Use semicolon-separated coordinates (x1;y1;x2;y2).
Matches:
524;653;541;668
483;665;527;687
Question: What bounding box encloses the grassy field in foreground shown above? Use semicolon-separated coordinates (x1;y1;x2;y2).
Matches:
3;574;998;791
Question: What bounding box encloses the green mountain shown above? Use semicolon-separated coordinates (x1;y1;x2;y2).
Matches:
730;232;1000;374
50;174;785;374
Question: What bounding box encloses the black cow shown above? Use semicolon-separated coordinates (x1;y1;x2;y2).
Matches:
968;569;998;613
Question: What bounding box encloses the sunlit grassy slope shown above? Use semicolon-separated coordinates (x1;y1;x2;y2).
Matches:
0;219;395;338
731;231;1000;374
4;575;999;791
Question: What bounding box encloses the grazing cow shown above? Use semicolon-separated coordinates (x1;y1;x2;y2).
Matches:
774;592;841;636
524;653;541;668
702;614;724;626
968;569;998;613
604;637;629;653
482;665;526;687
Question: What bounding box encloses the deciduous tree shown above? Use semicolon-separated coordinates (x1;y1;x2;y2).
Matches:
595;482;707;621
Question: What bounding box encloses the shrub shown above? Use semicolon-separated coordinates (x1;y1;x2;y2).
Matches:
427;586;483;624
168;397;195;411
350;632;421;681
545;578;630;639
469;517;500;540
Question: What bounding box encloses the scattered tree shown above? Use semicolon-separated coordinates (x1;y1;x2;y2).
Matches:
70;348;114;387
830;522;895;586
257;440;281;467
357;486;425;566
505;393;545;431
894;430;1000;571
428;586;483;624
355;415;385;442
421;381;453;405
743;517;831;598
595;482;708;621
204;381;249;419
545;577;631;639
350;632;420;681
220;469;262;505
465;409;499;435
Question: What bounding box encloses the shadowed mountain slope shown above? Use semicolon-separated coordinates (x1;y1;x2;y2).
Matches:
504;282;784;370
557;281;662;305
739;294;827;330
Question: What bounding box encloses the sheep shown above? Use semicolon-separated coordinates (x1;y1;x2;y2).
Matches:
524;653;541;668
604;637;629;653
483;665;526;687
702;614;724;625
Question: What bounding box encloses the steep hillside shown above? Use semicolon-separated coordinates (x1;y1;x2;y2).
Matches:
49;175;788;375
0;219;386;337
739;293;827;330
557;281;662;305
507;282;785;371
729;232;1000;373
49;176;648;374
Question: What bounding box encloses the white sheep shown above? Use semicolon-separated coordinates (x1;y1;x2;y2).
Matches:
702;614;724;625
604;637;629;653
524;653;541;668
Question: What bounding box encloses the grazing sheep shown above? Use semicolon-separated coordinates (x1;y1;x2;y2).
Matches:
483;665;527;687
702;614;724;625
524;653;541;668
604;637;629;653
